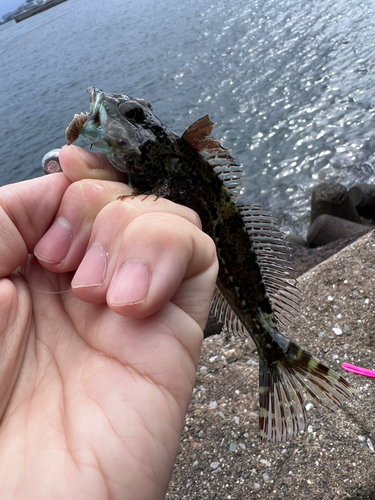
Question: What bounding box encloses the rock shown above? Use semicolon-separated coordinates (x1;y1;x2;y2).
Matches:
307;214;372;247
289;234;363;276
348;183;375;219
204;315;223;339
310;182;361;225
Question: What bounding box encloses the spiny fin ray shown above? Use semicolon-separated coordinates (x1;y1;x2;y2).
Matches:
182;115;244;200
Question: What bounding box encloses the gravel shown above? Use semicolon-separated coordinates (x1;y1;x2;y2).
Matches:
166;230;375;500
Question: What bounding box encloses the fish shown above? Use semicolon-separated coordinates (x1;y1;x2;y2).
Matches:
66;87;352;442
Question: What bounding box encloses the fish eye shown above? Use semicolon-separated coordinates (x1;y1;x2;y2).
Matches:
118;102;146;122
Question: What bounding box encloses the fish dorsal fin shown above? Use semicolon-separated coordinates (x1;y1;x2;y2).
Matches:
238;205;301;330
210;286;249;338
182;116;244;201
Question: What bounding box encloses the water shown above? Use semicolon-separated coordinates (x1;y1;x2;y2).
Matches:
1;0;375;237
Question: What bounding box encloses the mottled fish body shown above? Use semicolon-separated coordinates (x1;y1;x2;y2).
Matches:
66;87;352;442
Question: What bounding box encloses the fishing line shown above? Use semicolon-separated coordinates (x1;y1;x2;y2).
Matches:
14;268;73;295
23;283;72;294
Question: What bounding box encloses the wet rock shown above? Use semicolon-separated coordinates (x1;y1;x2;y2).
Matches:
307;214;372;247
310;182;361;225
348;183;375;219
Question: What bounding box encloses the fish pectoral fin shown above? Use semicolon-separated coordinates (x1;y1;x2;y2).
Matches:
258;341;353;443
117;180;170;201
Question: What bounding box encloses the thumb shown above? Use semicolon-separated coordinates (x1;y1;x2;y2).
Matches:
59;145;128;184
0;173;71;277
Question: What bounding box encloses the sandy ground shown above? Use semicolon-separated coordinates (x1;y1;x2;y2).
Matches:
166;230;375;500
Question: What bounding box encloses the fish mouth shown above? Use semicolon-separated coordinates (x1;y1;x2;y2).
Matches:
79;87;108;144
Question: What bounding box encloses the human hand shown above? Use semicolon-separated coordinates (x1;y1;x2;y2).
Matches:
0;146;218;499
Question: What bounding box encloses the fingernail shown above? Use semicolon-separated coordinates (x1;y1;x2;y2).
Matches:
72;244;108;288
70;145;104;170
34;217;72;264
108;260;150;306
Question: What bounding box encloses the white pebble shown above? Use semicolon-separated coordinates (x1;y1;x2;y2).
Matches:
367;438;375;453
200;366;208;372
247;359;259;366
305;403;314;411
307;425;313;433
327;295;334;301
254;483;261;489
260;459;271;467
234;416;240;424
209;401;218;409
358;435;366;442
262;473;270;482
210;462;220;469
209;356;218;363
332;327;342;335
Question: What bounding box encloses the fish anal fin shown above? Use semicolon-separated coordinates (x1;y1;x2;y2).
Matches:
210;286;250;339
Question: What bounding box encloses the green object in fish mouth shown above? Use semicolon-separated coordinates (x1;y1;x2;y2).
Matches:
66;87;353;443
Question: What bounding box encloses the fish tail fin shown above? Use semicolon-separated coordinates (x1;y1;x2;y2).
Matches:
258;340;352;442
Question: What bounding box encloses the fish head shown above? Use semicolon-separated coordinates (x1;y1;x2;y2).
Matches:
71;87;176;175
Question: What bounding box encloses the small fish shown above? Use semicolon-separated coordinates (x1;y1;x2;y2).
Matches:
66;87;352;442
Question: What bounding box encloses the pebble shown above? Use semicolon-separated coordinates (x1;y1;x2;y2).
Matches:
247;359;259;366
199;366;208;372
229;442;237;452
332;327;342;335
234;416;240;424
209;401;218;409
210;462;220;469
254;483;261;489
260;459;271;467
209;356;218;363
262;473;270;482
305;403;314;411
318;332;326;338
367;438;375;453
358;435;366;442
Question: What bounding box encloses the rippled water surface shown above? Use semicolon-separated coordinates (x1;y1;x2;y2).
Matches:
1;0;375;236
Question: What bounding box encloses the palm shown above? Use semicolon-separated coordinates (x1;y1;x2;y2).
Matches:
0;257;200;499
